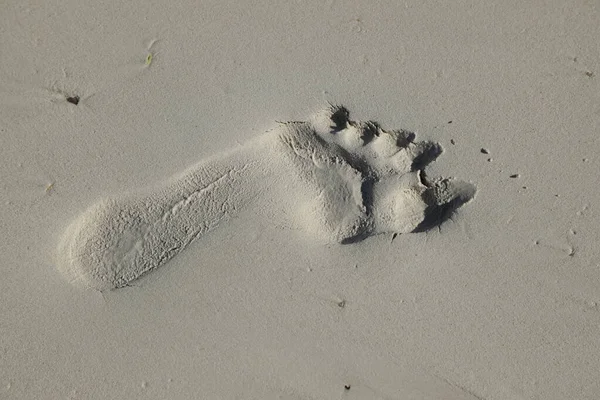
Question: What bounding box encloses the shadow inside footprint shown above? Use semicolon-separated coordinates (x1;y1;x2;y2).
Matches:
411;142;443;171
412;197;467;233
412;180;476;233
329;105;350;132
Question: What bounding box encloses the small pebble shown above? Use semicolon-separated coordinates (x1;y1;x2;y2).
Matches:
481;148;490;154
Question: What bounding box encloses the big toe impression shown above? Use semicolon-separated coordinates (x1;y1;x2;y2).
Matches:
413;177;477;232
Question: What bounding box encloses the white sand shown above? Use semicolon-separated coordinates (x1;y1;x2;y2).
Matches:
2;1;600;399
58;106;474;290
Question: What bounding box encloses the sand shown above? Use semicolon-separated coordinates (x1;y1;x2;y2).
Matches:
58;106;475;290
2;0;600;399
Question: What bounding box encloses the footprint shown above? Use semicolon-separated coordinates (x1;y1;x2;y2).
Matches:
57;105;476;290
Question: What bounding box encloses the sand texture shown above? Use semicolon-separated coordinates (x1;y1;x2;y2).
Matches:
58;106;475;290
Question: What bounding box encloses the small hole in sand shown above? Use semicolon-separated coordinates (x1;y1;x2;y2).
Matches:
66;96;80;105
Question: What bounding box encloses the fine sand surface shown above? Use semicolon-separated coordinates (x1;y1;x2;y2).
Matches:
2;1;600;399
58;106;475;290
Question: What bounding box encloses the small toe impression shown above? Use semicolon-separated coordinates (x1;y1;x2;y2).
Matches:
356;121;382;144
412;177;476;232
329;105;350;132
410;141;443;171
391;129;416;147
309;104;351;134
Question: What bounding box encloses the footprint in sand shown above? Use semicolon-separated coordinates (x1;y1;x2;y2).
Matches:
57;105;476;290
